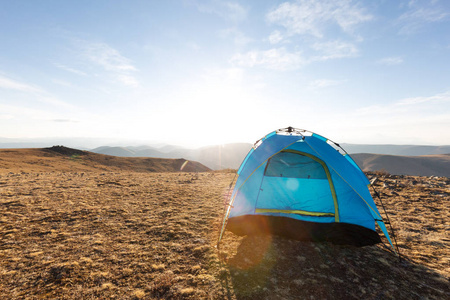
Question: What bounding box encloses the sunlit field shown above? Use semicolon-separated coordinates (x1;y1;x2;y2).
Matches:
0;156;448;299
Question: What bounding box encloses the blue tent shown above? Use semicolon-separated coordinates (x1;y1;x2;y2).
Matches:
218;127;395;250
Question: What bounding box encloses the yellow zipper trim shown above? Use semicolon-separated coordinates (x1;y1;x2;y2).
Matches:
255;208;335;217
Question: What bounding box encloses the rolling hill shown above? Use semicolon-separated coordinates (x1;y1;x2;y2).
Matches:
2;138;449;176
342;144;450;156
0;146;210;173
352;153;450;177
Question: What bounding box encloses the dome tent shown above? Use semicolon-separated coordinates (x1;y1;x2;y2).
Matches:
218;127;395;250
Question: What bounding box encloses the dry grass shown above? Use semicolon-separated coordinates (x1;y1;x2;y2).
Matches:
0;171;231;299
0;150;448;299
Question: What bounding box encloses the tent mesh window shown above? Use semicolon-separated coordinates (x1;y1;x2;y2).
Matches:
264;152;327;179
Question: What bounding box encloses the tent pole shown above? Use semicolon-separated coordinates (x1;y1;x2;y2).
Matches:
371;185;402;261
216;172;237;249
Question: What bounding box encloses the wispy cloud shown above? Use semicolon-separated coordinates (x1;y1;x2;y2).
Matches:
51;79;73;87
54;63;87;76
0;75;43;93
230;47;304;71
397;91;450;106
0;103;82;138
311;40;358;60
377;56;404;65
83;42;137;72
268;30;283;45
338;90;450;144
219;28;253;46
231;39;357;71
398;0;449;35
0;74;73;109
242;1;370;71
267;0;372;38
188;0;248;23
308;79;346;89
0;103;57;120
116;74;139;88
40;96;75;108
357;91;450;115
77;40;139;87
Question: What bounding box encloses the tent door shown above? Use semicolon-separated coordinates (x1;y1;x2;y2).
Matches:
255;151;337;218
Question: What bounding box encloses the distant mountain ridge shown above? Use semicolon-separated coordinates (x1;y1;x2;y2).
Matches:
1;138;449;176
90;143;252;170
352;153;450;177
341;144;450;156
89;143;450;176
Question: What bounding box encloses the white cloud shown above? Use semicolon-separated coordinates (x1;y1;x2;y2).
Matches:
230;47;304;71
268;30;283;44
0;103;95;139
334;91;450;144
267;0;372;38
51;79;73;87
220;28;253;46
201;67;245;83
397;91;450;106
231;40;357;71
116;74;139;88
357;91;450;115
83;42;137;72
0;75;43;93
54;63;87;76
308;79;345;89
230;1;369;72
222;1;248;22
77;40;139;87
39;96;75;109
398;0;449;34
377;56;404;65
0;103;56;120
0;74;74;109
311;40;358;60
189;0;248;23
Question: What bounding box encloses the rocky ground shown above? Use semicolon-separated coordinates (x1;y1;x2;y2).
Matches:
0;170;448;299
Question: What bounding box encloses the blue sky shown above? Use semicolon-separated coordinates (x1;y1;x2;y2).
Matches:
0;0;449;147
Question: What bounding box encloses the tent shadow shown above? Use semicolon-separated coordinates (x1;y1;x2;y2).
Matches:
220;235;449;300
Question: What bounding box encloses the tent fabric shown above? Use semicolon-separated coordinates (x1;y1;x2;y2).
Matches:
219;127;394;249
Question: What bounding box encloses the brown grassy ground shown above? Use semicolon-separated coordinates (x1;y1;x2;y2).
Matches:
0;152;448;299
0;171;230;299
